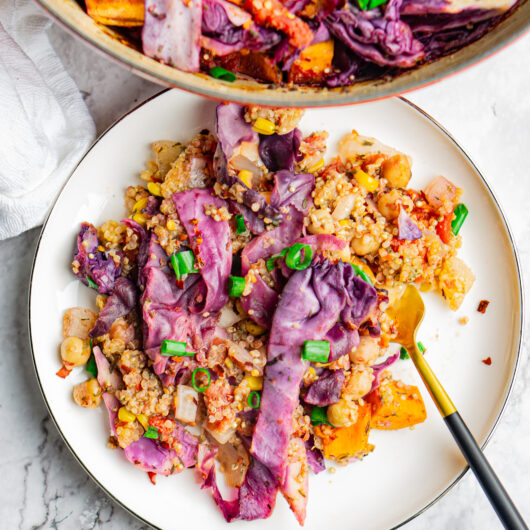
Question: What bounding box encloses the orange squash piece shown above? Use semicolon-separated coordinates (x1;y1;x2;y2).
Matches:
85;0;145;26
366;379;427;430
289;41;334;85
315;404;373;461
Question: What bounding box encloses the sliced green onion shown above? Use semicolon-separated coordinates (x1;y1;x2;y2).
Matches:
209;66;236;82
86;353;98;377
235;214;247;235
248;391;260;409
266;248;287;271
368;0;388;8
310;406;333;427
399;346;410;360
192;368;211;393
357;0;370;8
285;243;313;270
351;264;373;286
417;341;426;353
228;275;245;297
451;203;468;236
86;276;98;289
143;426;159;439
302;340;330;363
170;250;198;281
160;340;194;357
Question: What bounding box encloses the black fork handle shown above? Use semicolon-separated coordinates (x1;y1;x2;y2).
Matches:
444;412;527;530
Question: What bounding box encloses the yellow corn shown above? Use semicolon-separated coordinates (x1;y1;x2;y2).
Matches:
244;375;263;391
118;407;136;423
339;219;350;227
132;197;149;213
252;118;276;135
354;170;379;193
308;366;316;378
136;413;149;430
308;158;325;174
132;212;147;226
97;245;106;252
224;357;234;370
166;219;176;231
147;181;162;197
246;320;266;336
238;170;253;188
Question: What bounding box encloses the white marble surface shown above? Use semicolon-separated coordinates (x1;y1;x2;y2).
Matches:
1;15;529;529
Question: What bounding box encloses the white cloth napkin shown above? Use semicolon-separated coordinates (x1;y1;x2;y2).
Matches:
0;0;96;240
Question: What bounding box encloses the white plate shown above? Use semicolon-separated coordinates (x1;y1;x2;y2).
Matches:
29;90;523;530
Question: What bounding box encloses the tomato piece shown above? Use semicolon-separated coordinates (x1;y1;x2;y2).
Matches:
56;365;72;378
436;210;454;244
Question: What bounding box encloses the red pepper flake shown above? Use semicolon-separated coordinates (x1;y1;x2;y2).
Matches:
482;356;492;366
147;471;157;485
477;300;490;314
56;365;72;378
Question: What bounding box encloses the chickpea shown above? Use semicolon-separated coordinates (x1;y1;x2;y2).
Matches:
344;368;374;400
327;398;358;428
308;209;335;235
381;154;411;189
351;234;380;256
377;189;402;220
60;337;91;367
350;336;380;365
72;378;102;408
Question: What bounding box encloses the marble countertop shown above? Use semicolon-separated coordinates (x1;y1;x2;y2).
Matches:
1;16;529;529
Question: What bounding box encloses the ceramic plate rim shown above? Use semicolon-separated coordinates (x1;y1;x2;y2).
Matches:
27;90;525;530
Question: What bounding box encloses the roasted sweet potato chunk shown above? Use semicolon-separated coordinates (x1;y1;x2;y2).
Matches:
315;403;373;461
366;379;427;430
85;0;144;26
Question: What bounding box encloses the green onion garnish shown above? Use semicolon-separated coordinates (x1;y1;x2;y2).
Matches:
400;346;410;360
248;391;260;409
285;243;313;270
417;341;426;353
160;340;195;357
357;0;370;8
209;66;236;82
86;276;98;289
235;214;247;235
143;426;159;439
266;248;287;271
302;340;330;363
451;203;468;236
310;406;333;427
368;0;388;8
192;368;211;393
351;264;373;285
170;250;198;281
86;354;98;377
228;275;245;297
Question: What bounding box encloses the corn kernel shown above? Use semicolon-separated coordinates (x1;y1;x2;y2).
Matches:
166;219;176;231
136;413;149;430
132;212;147;226
132;197;149;213
97;245;106;252
224;358;234;370
308;366;316;378
118;407;136;423
308;158;325;174
354;170;379;193
246;320;266;336
238;170;253;188
339;219;350;227
252;118;276;135
244;375;263;391
147;181;162;197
